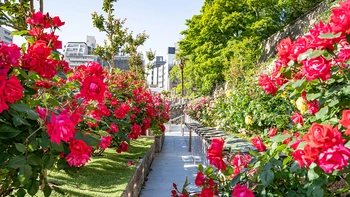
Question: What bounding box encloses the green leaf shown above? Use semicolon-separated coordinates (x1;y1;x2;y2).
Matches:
15;143;26;152
343;85;350;95
12;114;30;126
0;124;22;139
9;104;31;112
27;180;40;196
297;141;308;149
27;110;39;120
19;164;32;183
290;162;300;172
48;98;60;106
298;49;312;62
205;166;213;175
315;106;329;120
27;154;42;166
230;173;241;187
198;164;204;172
346;34;350;45
306;93;321;101
283;156;293;166
57;70;67;79
313;187;324;197
345;141;350;149
28;140;38;152
83;135;101;147
18;69;28;79
16;188;26;197
292;79;306;91
328;99;339;107
43;184;52;197
8;155;26;168
260;169;274;186
318;32;342;39
308;50;324;59
270;134;291;143
52;142;64;152
308;167;319;180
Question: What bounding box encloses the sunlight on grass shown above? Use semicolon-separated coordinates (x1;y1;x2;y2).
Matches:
35;138;154;197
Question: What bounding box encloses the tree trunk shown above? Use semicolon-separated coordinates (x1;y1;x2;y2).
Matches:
181;67;184;98
39;0;43;12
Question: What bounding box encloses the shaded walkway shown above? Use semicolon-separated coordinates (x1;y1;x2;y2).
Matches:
140;124;204;197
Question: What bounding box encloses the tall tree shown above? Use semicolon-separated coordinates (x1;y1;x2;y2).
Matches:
92;0;149;77
178;0;325;95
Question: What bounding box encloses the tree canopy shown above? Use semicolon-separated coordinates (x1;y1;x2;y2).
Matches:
177;0;325;95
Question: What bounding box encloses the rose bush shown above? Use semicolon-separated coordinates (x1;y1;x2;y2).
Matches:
0;11;169;197
174;0;350;196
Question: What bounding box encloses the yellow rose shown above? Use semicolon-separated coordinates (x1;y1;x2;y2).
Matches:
296;97;308;114
245;115;253;125
290;100;296;105
282;91;288;98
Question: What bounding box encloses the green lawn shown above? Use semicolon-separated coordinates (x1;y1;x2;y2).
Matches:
35;138;154;197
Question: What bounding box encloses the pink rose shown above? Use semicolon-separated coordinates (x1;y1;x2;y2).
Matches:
98;135;112;150
207;138;226;171
232;184;254;197
291;112;304;125
317;144;350;173
47;112;77;144
302;56;331;81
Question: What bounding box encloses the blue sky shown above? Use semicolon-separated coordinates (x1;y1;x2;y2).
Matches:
13;0;203;62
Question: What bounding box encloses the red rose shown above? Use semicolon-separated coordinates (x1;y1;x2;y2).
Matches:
195;171;205;186
128;123;141;139
289;37;308;61
307;100;319;115
114;103;130;119
340;110;350;129
251;136;266;152
316;144;350;173
291;112;304;125
207;138;226;171
258;75;277;95
66;139;92;167
200;187;214;197
277;37;292;59
330;4;350;33
47;112;77;144
303;123;343;150
302;56;331;81
4;75;24;104
80;76;107;101
110;123;119;133
117;141;129;153
51;16;65;27
268;127;277;137
98;135;112;150
232;184;254;197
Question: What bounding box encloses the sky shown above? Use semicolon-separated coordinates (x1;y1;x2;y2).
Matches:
13;0;204;62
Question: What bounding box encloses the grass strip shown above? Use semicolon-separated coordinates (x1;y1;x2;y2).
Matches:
35;137;154;197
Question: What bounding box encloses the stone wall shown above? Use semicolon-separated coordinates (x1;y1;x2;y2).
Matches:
259;1;332;63
121;142;155;197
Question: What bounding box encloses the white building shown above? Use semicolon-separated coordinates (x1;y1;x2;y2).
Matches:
146;47;176;91
63;35;131;69
0;26;13;44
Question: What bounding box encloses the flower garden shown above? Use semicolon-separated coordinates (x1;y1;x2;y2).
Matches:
0;11;169;196
3;0;350;197
171;0;350;196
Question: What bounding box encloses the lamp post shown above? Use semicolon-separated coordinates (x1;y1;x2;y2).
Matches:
175;58;185;98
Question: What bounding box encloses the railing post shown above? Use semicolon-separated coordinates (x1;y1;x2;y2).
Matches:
189;127;192;152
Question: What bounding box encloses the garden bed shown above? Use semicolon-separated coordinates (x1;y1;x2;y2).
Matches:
33;138;154;197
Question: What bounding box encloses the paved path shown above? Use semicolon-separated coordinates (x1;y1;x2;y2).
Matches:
140;124;204;197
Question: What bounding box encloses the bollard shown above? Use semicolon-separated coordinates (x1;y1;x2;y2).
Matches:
181;115;184;136
189;128;192;152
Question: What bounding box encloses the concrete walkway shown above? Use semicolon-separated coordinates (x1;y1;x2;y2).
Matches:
140;124;204;197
